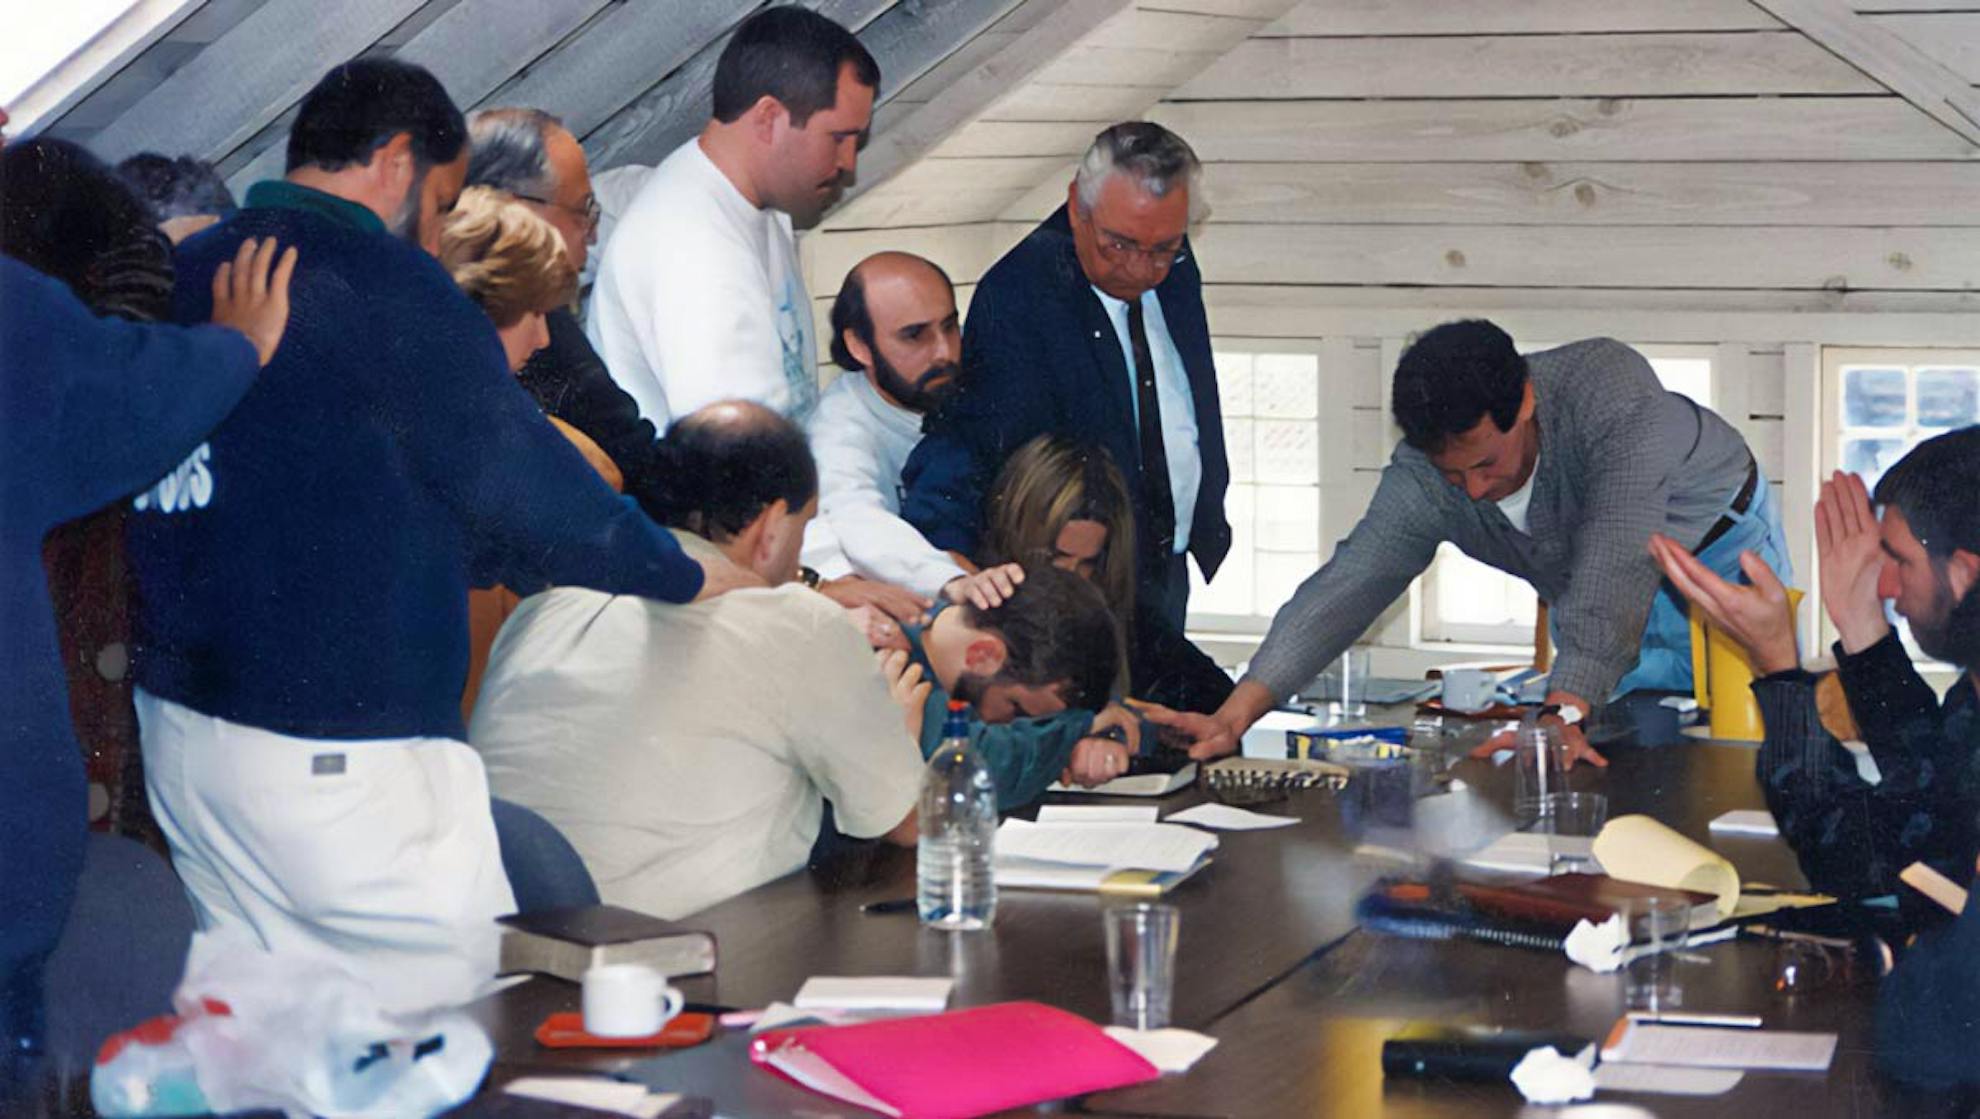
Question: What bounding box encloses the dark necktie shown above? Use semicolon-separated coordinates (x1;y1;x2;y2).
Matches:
1126;298;1176;555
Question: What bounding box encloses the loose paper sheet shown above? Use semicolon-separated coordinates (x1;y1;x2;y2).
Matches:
1708;809;1779;837
505;1078;679;1118
1102;1027;1219;1073
1036;805;1161;824
793;976;953;1012
1165;803;1299;831
1461;832;1598;878
995;820;1217;874
1591;815;1741;918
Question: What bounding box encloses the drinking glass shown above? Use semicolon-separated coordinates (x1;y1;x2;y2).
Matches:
1104;903;1180;1030
1620;895;1688;1011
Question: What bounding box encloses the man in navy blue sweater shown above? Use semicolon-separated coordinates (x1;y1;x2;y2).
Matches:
2;241;293;1075
124;60;744;1011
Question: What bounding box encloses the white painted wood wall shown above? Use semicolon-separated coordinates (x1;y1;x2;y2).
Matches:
802;0;1980;656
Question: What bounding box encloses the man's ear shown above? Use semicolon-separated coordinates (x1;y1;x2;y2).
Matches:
962;635;1007;679
1948;548;1980;601
749;95;786;144
1516;378;1537;425
843;327;874;373
362;132;417;206
751;499;793;571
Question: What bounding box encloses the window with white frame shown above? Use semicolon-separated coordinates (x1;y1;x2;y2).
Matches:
1188;349;1323;628
1418;345;1718;647
1825;351;1979;492
1820;348;1980;659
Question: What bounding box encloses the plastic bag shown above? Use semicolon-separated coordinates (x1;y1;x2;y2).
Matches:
92;930;492;1117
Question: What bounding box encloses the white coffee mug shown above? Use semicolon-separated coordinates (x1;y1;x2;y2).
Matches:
581;964;685;1038
1441;668;1498;714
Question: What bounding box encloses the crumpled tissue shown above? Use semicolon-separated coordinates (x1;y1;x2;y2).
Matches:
1509;1043;1596;1104
1563;913;1628;973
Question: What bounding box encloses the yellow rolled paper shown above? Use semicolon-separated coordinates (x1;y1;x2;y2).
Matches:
1590;814;1741;918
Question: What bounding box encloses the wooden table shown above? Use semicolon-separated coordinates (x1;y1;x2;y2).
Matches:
468;740;1940;1117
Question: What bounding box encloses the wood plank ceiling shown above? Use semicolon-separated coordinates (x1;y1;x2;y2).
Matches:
32;0;1980;317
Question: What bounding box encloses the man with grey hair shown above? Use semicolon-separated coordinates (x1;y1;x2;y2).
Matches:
466;107;668;519
902;121;1230;630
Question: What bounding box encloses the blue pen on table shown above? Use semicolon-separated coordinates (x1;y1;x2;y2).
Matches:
861;897;918;915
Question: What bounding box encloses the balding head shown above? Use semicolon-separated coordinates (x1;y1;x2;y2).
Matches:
655;401;819;582
830;251;961;414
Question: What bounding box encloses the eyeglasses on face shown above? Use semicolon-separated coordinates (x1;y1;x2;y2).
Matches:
1094;226;1186;270
513;190;601;230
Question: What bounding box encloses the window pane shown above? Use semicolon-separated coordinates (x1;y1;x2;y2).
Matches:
1841;437;1907;489
1214;352;1254;417
1916;367;1979;430
1433;545;1538;628
1254;419;1318;485
1254;484;1319;553
1190;486;1254;616
1223;418;1255;484
1255;552;1316;617
1843;367;1907;428
1252;354;1319;419
1648;356;1712;407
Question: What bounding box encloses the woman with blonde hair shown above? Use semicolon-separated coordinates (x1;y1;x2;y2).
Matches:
439;186;623;716
983;435;1233;714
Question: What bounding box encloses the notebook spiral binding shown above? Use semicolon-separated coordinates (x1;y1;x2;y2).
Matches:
1202;757;1350;808
1356;893;1566;952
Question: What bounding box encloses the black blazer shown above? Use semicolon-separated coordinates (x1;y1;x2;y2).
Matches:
902;206;1231;584
517;308;666;522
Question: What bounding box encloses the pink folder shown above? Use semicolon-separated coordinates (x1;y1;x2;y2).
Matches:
748;1000;1161;1118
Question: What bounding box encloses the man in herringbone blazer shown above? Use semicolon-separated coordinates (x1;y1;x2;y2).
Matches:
1158;318;1790;765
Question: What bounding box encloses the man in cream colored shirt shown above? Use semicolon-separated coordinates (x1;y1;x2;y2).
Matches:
803;251;970;598
469;402;923;919
586;8;876;427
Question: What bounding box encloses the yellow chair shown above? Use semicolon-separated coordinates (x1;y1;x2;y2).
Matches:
1689;588;1804;740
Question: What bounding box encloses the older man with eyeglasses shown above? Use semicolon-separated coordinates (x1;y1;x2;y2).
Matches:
463;107;676;520
902;122;1231;632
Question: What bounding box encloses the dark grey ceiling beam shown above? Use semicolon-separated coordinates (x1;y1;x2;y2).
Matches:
224;0;613;192
88;0;428;163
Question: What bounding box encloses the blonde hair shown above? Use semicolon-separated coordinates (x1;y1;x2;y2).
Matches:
438;185;576;327
984;437;1137;689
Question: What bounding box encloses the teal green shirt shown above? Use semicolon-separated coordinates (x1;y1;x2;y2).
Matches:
244;181;387;235
905;604;1094;810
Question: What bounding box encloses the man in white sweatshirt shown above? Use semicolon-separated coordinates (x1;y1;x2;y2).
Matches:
803;252;970;598
586;7;874;428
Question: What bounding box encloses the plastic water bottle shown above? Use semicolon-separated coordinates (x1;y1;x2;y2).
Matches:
917;700;999;930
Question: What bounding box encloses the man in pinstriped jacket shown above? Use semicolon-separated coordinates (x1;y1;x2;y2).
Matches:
1149;319;1791;765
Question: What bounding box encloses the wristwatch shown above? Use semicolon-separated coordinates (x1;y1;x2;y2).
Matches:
1539;702;1584;727
798;566;822;589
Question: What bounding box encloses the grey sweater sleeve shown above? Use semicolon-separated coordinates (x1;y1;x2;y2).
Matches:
1244;461;1445;701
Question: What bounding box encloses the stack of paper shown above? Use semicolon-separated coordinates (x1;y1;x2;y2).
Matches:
994;819;1218;895
1600;1021;1836;1072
